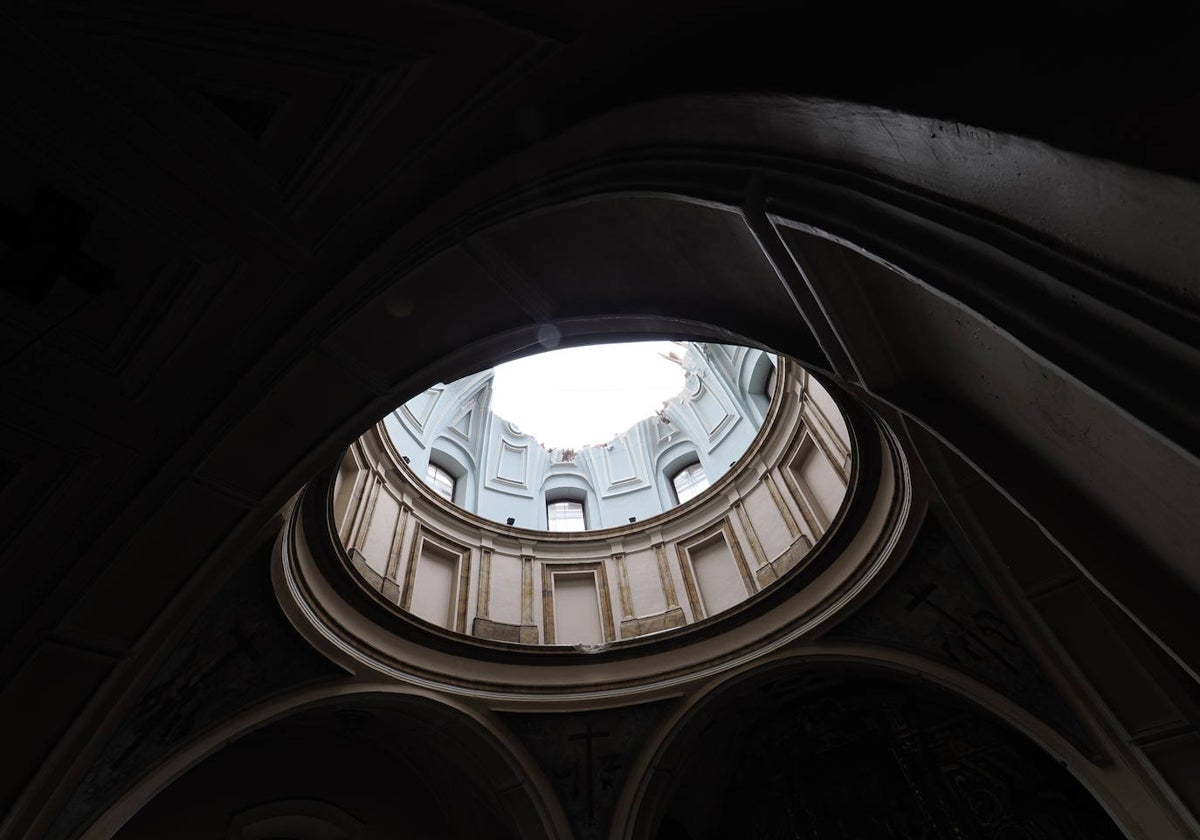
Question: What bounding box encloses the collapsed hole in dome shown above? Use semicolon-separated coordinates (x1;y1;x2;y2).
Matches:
381;341;779;530
329;340;857;648
490;341;687;450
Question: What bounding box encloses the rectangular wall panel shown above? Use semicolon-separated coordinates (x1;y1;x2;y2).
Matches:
410;543;457;628
361;490;399;576
745;484;793;559
691;535;744;616
626;549;666;615
488;552;523;624
554;573;604;645
794;445;845;522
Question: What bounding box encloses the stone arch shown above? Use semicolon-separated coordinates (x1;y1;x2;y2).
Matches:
82;685;570;840
615;646;1160;840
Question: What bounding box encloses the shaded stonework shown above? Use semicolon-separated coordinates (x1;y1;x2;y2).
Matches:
701;679;1123;839
829;517;1101;760
112;700;522;840
502;700;675;840
48;554;343;840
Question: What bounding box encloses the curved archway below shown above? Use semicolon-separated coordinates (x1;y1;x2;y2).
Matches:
92;688;568;840
618;649;1171;840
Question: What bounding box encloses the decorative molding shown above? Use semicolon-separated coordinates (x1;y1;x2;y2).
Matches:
398;387;442;435
600;433;649;495
686;381;736;447
448;406;475;442
494;440;529;488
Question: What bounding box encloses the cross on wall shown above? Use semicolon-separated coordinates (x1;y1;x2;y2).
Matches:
568;724;611;826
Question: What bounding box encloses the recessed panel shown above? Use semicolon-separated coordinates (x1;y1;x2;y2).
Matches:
411;543;457;628
691;535;745;617
553;573;604;646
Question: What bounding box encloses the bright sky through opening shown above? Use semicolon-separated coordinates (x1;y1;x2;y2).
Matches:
490;341;686;449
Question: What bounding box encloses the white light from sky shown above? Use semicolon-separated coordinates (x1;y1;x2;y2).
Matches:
490;341;686;449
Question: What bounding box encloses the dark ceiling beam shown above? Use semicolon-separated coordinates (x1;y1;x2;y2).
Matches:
774;224;1200;682
740;183;857;382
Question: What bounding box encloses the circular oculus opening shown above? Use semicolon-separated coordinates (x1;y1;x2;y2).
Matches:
327;344;866;650
380;341;776;531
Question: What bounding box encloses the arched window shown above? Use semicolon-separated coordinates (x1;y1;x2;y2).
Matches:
671;461;709;503
746;353;778;421
547;500;586;532
425;462;456;502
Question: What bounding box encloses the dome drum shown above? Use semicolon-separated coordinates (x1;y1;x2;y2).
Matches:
337;357;851;647
274;355;920;702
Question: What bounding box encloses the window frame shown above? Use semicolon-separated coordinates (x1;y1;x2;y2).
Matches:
671;460;710;505
424;461;457;503
546;499;587;532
